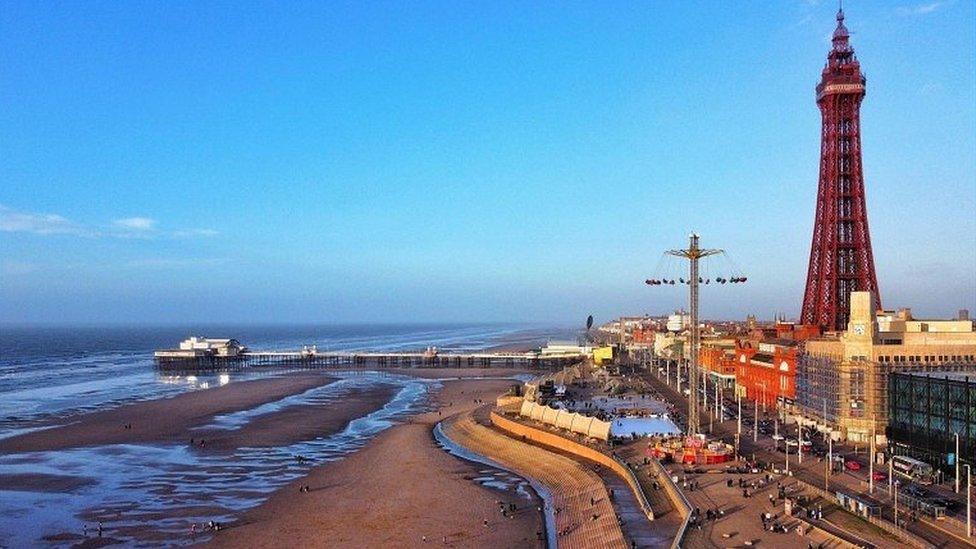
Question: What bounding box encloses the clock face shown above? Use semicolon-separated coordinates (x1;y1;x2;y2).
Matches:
853;324;865;335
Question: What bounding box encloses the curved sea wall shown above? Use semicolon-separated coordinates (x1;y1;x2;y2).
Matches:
490;411;655;522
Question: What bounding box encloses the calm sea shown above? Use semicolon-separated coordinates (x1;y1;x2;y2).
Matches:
0;323;575;436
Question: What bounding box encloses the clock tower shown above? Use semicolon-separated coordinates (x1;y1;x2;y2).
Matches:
842;291;877;359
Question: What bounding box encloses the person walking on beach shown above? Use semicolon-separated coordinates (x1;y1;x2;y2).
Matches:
97;522;103;537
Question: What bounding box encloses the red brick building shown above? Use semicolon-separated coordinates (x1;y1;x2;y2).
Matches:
734;339;799;407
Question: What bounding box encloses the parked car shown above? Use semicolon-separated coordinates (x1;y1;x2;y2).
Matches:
871;470;887;481
845;460;862;472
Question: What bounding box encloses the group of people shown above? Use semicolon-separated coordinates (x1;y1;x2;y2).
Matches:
498;500;518;518
760;512;789;533
688;506;722;530
82;522;104;538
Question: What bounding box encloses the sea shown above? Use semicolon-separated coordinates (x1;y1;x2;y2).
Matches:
0;323;575;547
0;323;574;434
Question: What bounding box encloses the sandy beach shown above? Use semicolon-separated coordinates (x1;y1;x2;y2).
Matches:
0;372;339;454
208;377;545;548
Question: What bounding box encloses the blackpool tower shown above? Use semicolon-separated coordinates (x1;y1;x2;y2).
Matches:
801;8;881;331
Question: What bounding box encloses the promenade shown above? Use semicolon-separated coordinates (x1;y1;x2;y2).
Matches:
640;367;975;549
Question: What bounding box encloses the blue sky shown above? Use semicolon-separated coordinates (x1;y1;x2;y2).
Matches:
1;1;974;325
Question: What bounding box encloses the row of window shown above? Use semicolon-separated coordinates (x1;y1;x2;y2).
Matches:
878;354;976;363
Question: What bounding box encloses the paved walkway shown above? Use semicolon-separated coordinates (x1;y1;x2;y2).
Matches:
442;410;628;549
638;371;909;549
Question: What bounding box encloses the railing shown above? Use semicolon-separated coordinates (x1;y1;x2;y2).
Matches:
489;412;657;522
611;454;656;522
645;458;692;549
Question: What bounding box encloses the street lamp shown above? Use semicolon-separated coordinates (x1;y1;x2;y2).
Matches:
715;381;720;421
798;422;803;464
786;433;790;475
956;433;961;493
737;393;742;436
869;414;876;494
754;395;759;442
966;463;972;538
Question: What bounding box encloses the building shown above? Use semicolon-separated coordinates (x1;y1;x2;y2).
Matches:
154;336;246;361
540;341;592;356
699;339;737;389
667;311;691;332
733;339;799;409
800;8;882;332
178;337;245;357
797;292;976;443
888;371;975;472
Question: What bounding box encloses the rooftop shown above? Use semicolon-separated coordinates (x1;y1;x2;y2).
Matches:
900;371;976;382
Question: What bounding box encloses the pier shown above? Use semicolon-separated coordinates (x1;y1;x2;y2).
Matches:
154;337;584;371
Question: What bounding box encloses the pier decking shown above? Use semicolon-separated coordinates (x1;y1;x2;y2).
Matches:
154;348;584;371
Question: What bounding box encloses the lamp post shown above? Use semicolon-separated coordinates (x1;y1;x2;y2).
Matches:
826;436;833;491
754;397;759;442
894;479;899;529
702;369;708;420
786;435;790;475
715;381;720;421
966;463;972;538
798;422;803;464
823;397;828;440
759;380;767;414
737;393;742;436
957;433;961;493
869;414;876;494
888;457;893;496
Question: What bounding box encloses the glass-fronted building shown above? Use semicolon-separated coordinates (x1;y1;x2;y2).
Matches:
888;371;976;473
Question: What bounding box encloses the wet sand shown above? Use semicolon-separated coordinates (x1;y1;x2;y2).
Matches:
0;472;96;493
192;385;399;453
0;372;338;454
208;378;544;548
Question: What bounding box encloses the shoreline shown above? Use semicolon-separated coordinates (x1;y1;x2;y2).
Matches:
207;377;545;548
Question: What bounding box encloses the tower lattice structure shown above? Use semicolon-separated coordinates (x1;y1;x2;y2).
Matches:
801;8;881;331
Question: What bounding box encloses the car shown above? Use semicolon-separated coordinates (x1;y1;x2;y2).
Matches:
771;434;785;442
845;460;862;472
871;471;887;481
905;485;929;499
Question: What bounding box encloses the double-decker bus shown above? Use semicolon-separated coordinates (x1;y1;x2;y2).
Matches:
891;455;935;485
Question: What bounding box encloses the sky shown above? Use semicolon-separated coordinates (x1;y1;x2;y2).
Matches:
1;0;974;325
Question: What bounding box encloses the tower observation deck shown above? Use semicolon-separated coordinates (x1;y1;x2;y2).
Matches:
801;8;881;331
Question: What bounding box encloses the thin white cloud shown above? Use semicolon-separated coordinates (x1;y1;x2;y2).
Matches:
113;217;157;231
172;228;219;238
896;1;946;15
0;204;91;236
125;257;228;269
0;260;38;276
0;205;217;240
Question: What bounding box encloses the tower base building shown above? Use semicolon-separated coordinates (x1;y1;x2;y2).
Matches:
796;292;976;444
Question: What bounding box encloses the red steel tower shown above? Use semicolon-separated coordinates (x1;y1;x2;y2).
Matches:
801;8;881;331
